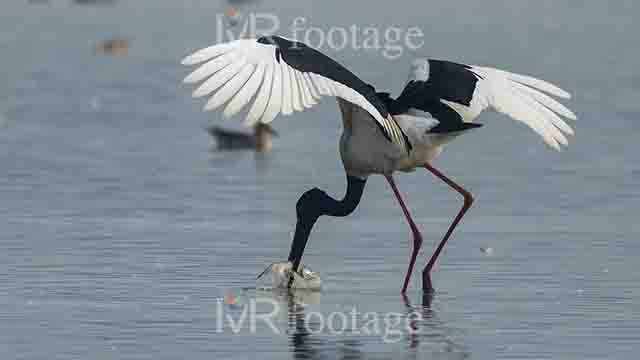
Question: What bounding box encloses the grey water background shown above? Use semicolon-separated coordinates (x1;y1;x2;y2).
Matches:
1;0;639;358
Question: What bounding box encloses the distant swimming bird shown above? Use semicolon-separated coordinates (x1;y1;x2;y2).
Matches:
74;0;116;5
226;0;262;5
95;37;129;56
181;36;576;293
225;7;241;27
208;122;278;152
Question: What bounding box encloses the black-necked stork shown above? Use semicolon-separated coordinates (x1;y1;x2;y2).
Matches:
181;36;576;293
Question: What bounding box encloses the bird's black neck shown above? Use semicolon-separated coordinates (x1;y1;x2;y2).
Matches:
287;175;366;272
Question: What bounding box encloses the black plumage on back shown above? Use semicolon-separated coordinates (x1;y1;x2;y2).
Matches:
386;60;484;133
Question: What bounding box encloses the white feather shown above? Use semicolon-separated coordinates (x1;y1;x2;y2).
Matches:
296;72;311;108
479;73;562;149
225;62;266;118
181;43;234;65
458;65;574;150
245;63;273;125
324;80;337;97
311;74;331;96
300;72;317;107
261;61;282;124
183;51;238;84
182;38;406;148
193;56;246;99
290;68;303;112
508;83;574;136
304;73;320;101
280;62;293;115
205;63;255;111
500;69;571;99
510;81;577;120
405;59;576;150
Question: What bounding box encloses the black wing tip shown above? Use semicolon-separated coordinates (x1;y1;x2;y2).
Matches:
257;36;307;49
462;122;483;129
257;36;308;62
429;122;483;134
257;35;279;44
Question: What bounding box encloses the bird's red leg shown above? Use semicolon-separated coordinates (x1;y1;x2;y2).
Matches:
385;175;423;294
422;163;474;292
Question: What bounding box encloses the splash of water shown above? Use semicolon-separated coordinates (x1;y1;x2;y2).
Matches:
256;262;322;291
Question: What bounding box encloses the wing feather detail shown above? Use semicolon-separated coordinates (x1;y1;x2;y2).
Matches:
402;59;577;150
182;36;409;151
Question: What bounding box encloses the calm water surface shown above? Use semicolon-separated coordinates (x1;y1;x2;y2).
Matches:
1;1;639;359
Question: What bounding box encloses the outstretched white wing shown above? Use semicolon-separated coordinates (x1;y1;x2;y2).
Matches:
404;59;577;150
182;36;408;150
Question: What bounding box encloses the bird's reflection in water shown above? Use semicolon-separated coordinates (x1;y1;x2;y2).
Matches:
265;289;468;359
266;289;367;360
253;151;272;175
402;293;469;359
286;291;323;359
402;292;433;351
207;147;273;175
